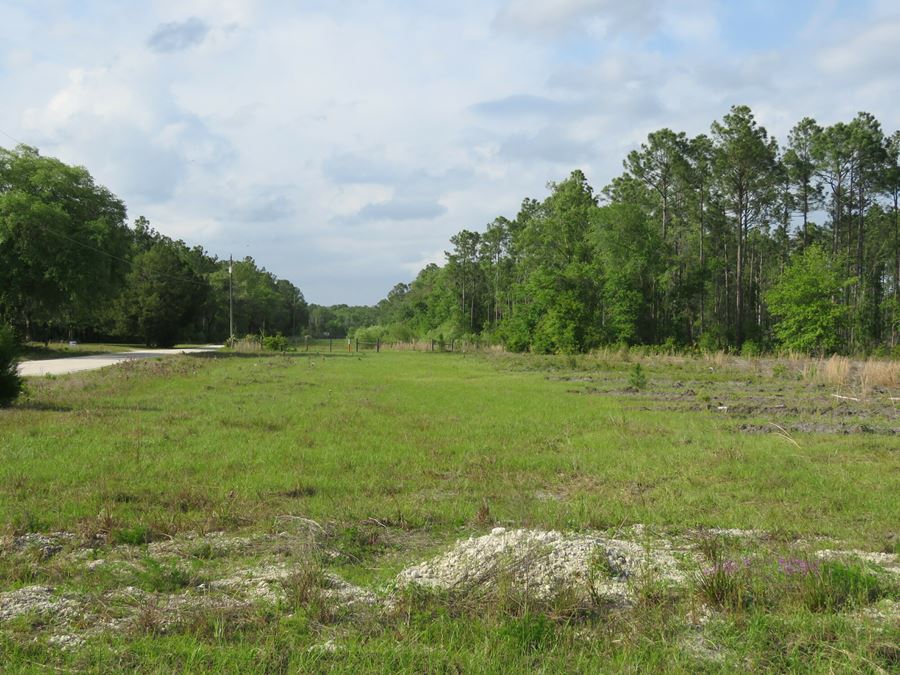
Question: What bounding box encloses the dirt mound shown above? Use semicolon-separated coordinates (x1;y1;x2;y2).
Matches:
396;527;685;603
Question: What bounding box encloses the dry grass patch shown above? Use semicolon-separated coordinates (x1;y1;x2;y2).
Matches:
860;359;899;392
820;355;852;387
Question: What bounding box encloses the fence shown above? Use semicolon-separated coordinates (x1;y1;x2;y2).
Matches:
297;337;496;353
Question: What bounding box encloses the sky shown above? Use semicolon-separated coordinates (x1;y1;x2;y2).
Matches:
2;0;899;305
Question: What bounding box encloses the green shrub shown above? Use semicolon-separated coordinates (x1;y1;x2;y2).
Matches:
772;363;790;379
0;324;23;407
741;339;763;357
262;333;290;352
660;337;679;355
765;245;850;354
697;327;726;353
628;363;647;390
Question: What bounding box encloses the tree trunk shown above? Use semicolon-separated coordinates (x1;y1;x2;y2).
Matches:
894;191;899;348
735;198;745;346
699;187;705;335
802;181;809;246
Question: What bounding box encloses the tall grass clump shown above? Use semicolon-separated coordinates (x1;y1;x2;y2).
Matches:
799;560;890;612
227;334;263;352
859;358;898;393
694;543;896;615
0;324;23;407
820;355;851;387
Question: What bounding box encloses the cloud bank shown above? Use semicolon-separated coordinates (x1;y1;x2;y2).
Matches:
1;1;898;304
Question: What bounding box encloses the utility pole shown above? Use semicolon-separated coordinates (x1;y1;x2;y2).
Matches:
228;255;234;342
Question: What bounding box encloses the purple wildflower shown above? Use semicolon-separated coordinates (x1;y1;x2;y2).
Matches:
777;558;820;576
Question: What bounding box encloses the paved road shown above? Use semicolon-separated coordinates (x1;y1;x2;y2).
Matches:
18;346;222;377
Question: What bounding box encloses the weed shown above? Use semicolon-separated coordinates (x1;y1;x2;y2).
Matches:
281;564;345;625
332;525;387;562
135;557;203;593
133;603;164;635
281;565;327;609
630;568;677;611
189;542;223;560
587;547;615;589
695;557;754;611
0;554;42;585
799;560;890;612
473;500;493;526
112;524;153;546
499;613;556;653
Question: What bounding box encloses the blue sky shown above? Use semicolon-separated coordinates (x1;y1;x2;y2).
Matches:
2;0;899;304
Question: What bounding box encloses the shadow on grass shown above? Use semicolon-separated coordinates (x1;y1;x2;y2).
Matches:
19;344;142;362
186;351;366;360
13;401;74;412
94;404;164;413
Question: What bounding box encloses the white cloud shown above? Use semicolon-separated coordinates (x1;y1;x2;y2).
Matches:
817;19;900;78
494;0;663;37
147;17;210;53
1;1;899;304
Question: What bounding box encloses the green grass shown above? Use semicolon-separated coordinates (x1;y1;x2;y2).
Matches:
2;351;895;543
0;350;897;671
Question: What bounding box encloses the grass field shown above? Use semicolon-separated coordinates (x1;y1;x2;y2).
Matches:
0;350;897;672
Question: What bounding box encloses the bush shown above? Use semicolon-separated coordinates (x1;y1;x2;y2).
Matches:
262;333;290;352
697;326;727;353
628;363;647;390
0;324;23;407
660;337;679;355
741;339;763;357
765;245;850;354
353;325;389;343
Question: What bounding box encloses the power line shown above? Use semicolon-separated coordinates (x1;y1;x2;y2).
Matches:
27;220;219;289
0;127;27;147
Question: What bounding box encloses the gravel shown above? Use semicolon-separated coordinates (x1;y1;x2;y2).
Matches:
396;527;686;603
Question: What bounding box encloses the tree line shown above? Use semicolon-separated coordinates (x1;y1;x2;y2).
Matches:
0;145;308;347
361;106;900;355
